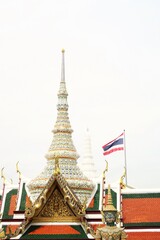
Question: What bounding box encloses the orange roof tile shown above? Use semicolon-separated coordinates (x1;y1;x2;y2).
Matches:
8;195;17;216
122;198;160;223
25;195;31;208
29;225;80;235
127;232;160;239
88;198;94;208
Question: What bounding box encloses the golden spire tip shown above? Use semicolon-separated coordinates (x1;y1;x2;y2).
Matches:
62;49;65;53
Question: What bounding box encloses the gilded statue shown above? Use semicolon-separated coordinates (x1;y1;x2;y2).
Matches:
95;185;127;240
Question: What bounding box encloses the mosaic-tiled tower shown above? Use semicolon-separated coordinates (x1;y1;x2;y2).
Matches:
27;50;95;204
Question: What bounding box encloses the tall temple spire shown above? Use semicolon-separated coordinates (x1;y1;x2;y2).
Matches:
57;49;68;110
45;49;78;161
27;51;95;204
61;49;65;82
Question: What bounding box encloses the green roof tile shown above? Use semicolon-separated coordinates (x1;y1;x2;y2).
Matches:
19;183;27;211
2;189;18;219
87;184;100;211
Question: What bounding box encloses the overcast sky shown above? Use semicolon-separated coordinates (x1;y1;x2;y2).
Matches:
0;0;160;189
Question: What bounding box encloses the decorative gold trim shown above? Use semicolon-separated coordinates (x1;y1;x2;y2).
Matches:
32;216;80;222
82;218;96;238
25;188;48;219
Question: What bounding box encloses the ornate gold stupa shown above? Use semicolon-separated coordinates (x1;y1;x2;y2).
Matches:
26;50;95;205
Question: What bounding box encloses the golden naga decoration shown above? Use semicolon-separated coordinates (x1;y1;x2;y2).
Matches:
25;188;48;219
7;219;29;239
16;161;22;180
1;168;6;184
94;184;127;240
81;196;87;214
82;218;97;238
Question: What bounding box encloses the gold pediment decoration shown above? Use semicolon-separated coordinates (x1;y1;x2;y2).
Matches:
35;187;76;222
39;188;73;217
25;172;86;223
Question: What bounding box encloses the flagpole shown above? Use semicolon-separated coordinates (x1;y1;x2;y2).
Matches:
101;160;108;211
123;129;128;185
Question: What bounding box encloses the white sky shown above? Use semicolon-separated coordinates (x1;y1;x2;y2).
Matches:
0;0;160;189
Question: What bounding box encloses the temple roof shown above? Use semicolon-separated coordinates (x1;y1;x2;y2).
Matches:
19;224;88;239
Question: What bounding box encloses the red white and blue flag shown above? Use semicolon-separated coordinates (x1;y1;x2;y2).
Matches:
102;132;124;156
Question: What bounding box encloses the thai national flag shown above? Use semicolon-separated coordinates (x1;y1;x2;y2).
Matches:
102;132;124;156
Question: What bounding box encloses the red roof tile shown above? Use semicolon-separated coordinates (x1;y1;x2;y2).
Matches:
127;232;160;239
88;198;94;208
25;195;31;208
29;225;80;235
8;195;17;216
122;198;160;223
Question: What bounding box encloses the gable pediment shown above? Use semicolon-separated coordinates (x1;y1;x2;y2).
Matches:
25;173;86;223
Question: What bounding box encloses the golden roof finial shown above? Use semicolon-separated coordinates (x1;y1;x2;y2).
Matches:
1;168;6;185
103;184;117;212
16;161;22;180
62;48;65;53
